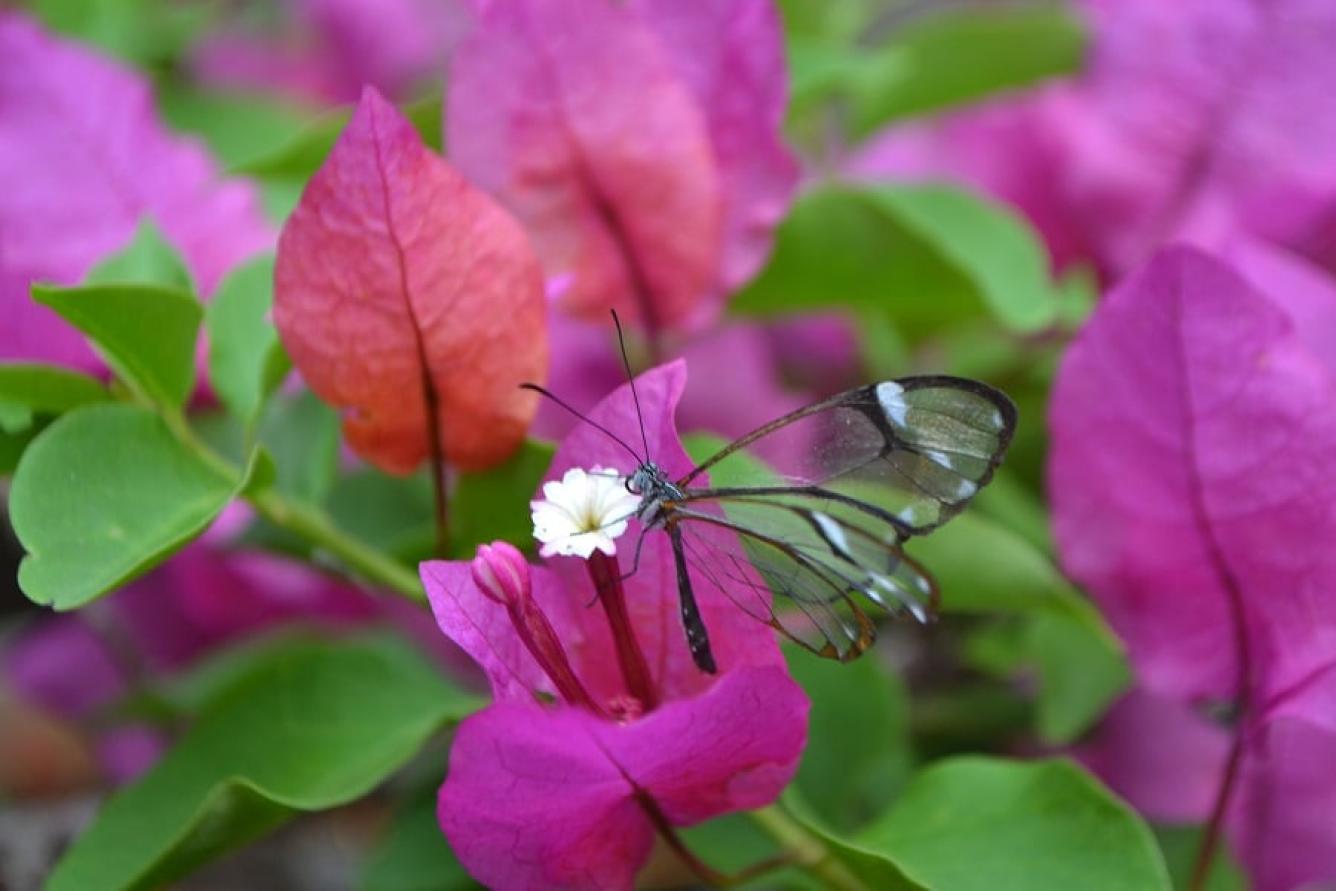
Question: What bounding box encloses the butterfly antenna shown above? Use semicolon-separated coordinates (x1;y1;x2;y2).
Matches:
611;309;653;462
519;383;644;464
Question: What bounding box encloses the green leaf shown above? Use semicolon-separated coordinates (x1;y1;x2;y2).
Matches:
0;363;110;415
47;637;483;891
84;220;193;292
906;511;1128;740
787;646;912;833
1154;825;1248;891
859;758;1172;891
0;401;34;434
158;86;323;170
733;185;1058;336
774;794;929;891
27;0;212;68
31;283;202;410
361;798;477;891
206;254;291;429
0;427;40;475
10;404;238;610
906;511;1109;631
232;94;444;180
450;440;556;557
846;8;1086;136
323;469;436;563
259;390;342;504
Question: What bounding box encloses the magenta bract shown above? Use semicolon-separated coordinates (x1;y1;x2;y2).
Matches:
0;12;272;370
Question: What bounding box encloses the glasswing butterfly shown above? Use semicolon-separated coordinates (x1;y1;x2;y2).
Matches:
524;313;1017;674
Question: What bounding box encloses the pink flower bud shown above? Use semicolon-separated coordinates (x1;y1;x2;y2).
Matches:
470;541;530;606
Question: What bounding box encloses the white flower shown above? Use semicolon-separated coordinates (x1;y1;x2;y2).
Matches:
530;466;641;559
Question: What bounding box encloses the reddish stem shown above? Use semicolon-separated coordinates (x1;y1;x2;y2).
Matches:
507;597;607;719
587;551;658;711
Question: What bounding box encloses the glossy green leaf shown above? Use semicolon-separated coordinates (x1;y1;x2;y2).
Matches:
206;254;290;428
84;220;193;291
0;363;110;415
31;282;202;409
10;404;237;609
787;646;912;833
775;793;929;891
47;637;483;891
361;798;477;891
847;8;1086;136
859;758;1172;891
733;185;1058;336
450;439;556;557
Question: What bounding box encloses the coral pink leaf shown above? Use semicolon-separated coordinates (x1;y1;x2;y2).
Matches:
1049;246;1336;719
274;86;547;473
446;0;722;332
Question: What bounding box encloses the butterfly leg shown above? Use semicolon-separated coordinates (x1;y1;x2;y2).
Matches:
668;522;717;674
618;525;652;584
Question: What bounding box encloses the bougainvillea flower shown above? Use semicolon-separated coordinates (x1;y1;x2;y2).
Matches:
423;362;808;890
192;0;477;105
851;0;1336;278
274;86;547;473
1078;687;1336;891
447;0;797;334
1050;246;1336;725
0;12;272;370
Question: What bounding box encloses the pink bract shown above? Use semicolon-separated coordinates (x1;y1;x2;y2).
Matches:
0;12;272;370
274;86;547;474
1049;246;1336;726
447;0;796;332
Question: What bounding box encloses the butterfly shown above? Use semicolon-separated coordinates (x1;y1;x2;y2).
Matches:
524;314;1017;673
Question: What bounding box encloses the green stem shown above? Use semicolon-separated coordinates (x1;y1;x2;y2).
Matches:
159;405;425;604
248;487;425;603
747;805;869;891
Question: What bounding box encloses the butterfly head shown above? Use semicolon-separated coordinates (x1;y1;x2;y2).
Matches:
628;462;682;525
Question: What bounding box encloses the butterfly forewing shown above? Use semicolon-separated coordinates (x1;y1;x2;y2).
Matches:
664;375;1014;660
680;376;1016;534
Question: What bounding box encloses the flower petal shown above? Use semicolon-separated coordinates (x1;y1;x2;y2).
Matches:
438;665;806;890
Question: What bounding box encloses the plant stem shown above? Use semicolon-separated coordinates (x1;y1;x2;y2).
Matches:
247;487;425;603
747;805;869;891
160;405;425;604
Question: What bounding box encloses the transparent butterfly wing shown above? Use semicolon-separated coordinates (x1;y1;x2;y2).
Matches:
680;376;1016;535
665;376;1014;659
668;500;939;660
